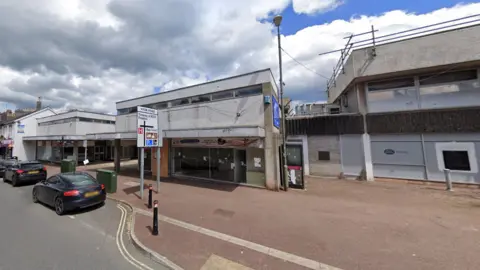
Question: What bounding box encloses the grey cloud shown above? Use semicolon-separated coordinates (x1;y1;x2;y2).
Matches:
0;0;287;111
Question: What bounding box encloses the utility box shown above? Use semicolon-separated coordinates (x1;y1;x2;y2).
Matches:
96;169;117;194
61;159;76;173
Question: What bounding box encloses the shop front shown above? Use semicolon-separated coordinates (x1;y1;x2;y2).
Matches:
170;137;266;186
0;140;13;158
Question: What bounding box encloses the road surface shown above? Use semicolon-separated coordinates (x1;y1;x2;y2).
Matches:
0;179;170;270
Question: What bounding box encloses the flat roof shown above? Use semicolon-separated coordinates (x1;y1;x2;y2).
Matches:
116;68;277;109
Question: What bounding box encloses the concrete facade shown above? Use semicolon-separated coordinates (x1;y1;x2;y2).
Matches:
305;23;480;185
36;110;115;137
114;69;282;189
328;25;480;103
0;108;56;161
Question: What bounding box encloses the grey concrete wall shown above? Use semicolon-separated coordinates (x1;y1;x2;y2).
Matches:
307;135;342;177
329;25;480;103
116;95;264;133
117;69;277;109
370;133;480;184
339;134;365;176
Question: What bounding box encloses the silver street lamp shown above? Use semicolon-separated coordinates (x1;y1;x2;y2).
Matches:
273;15;288;192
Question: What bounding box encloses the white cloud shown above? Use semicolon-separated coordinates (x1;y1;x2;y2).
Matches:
292;0;344;15
0;1;479;114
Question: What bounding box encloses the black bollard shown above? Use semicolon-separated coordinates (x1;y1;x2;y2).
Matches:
148;184;153;209
152;200;159;236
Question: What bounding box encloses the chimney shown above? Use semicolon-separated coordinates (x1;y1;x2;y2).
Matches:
36;97;42;111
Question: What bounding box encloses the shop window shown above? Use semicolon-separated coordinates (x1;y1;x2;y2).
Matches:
191;95;211;104
368;77;415;91
318;151;330;161
419;70;477;86
442;150;471;171
235;87;262;97
329;108;340;114
212;91;233;100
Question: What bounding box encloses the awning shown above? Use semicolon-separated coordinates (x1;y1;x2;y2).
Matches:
164;126;265;138
85;132;136;140
22;135;86;141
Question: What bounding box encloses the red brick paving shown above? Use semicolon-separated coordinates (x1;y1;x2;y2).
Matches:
46;164;480;270
134;214;308;270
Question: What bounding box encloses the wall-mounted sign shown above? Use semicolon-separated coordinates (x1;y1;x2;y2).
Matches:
17;124;25;134
272;95;280;129
384;149;395;155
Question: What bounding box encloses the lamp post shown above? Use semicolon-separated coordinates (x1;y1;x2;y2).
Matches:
273;15;288;192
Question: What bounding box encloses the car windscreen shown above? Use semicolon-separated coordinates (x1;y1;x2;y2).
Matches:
63;174;98;187
20;163;44;170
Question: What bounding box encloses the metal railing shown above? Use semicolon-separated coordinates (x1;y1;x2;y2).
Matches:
321;13;480;92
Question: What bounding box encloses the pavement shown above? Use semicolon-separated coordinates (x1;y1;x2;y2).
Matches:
47;162;480;270
0;174;170;270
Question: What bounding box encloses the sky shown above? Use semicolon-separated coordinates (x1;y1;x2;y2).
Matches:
0;0;478;113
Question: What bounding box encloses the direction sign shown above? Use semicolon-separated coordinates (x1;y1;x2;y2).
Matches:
137;106;162;148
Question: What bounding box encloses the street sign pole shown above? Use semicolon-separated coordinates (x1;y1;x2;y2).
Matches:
137;106;162;200
140;147;144;199
156;146;160;192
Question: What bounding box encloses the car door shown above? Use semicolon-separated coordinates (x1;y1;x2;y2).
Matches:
43;176;61;206
4;163;14;181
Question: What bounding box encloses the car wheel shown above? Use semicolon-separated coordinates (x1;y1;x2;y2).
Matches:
54;197;65;216
32;188;39;203
12;176;18;187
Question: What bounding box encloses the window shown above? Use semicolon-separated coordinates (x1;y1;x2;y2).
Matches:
329;108;340;114
63;174;98;187
368;77;415;91
235;87;262;97
191;95;211;104
20;163;43;170
212;91;233;100
170;98;190;107
435;142;478;173
152;102;168;110
47;176;59;184
419;70;477;86
318;151;330;161
443;151;471;171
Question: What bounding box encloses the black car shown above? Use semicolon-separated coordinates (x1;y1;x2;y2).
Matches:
3;161;47;186
32;172;106;215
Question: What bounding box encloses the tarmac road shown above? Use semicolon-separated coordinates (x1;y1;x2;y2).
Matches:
0;178;170;270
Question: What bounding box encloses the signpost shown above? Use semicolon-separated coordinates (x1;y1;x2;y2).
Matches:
137;106;162;199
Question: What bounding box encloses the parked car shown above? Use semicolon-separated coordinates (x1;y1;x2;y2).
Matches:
32;172;106;215
0;159;16;178
3;161;47;186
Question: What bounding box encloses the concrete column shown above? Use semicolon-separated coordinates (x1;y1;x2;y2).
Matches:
73;144;79;163
114;139;121;173
262;83;280;190
356;83;374;181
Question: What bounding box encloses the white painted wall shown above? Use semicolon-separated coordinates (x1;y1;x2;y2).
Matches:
12;109;56;161
329;25;480;103
37;111;115;136
76;122;115;134
38;122;77;135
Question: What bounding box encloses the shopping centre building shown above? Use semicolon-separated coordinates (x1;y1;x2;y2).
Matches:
113;69;282;189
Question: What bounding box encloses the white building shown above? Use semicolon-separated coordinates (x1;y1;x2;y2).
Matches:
112;69;283;189
0;108;56;161
22;110;130;163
